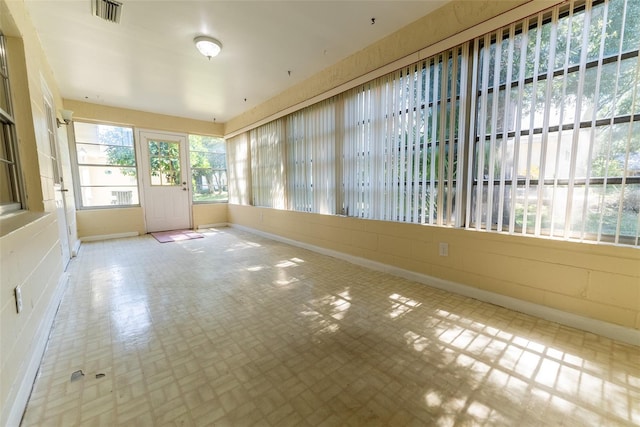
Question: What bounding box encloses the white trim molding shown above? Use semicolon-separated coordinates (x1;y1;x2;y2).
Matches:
80;231;139;242
196;222;229;230
4;273;70;427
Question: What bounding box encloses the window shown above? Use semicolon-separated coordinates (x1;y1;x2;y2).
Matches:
250;119;286;208
189;134;228;202
342;45;467;224
233;0;639;246
467;0;640;244
73;121;139;208
0;34;23;214
287;99;336;214
43;97;60;185
226;132;250;205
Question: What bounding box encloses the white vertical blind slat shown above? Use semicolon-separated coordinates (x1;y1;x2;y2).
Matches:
580;0;609;241
455;43;469;227
522;14;544;235
437;53;448;226
549;1;575;239
564;1;593;239
508;19;529;235
413;63;424;223
497;24;516;232
486;30;503;231
429;58;440;224
423;58;433;224
475;34;492;230
535;8;559;236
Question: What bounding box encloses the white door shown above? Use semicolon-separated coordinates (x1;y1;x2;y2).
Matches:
138;130;191;232
44;95;71;270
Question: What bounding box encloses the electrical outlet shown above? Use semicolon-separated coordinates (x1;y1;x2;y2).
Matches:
439;242;449;257
15;286;23;313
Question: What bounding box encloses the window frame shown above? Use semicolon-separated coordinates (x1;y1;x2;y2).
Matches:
0;33;25;215
188;134;228;204
71;120;140;209
467;0;640;245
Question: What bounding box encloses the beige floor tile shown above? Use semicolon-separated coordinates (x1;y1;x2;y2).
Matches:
19;227;640;426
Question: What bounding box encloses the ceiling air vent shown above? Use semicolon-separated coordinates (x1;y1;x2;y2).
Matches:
92;0;122;24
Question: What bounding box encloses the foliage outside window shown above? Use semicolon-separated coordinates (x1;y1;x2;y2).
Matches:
342;46;466;224
74;121;138;208
189;134;228;202
0;33;23;214
148;140;181;186
242;0;639;246
468;0;640;244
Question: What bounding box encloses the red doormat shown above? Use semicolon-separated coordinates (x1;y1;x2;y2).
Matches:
151;229;204;243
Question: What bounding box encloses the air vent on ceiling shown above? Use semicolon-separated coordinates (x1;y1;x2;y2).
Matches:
92;0;122;24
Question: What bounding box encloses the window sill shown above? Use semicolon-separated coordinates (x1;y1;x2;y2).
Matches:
0;211;50;239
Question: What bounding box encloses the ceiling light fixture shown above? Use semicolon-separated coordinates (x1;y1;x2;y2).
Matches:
194;36;222;59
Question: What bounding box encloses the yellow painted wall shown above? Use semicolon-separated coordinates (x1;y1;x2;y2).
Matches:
77;207;146;239
76;204;229;238
64;100;224;137
0;214;63;419
193;203;228;229
1;1;68;424
228;205;640;330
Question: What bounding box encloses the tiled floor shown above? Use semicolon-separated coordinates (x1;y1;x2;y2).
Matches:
21;227;640;426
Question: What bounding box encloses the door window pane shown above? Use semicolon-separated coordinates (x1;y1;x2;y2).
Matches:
148;140;181;186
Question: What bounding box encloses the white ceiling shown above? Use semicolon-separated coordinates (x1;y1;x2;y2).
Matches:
24;1;447;123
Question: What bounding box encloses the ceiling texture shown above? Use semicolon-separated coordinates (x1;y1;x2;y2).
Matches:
23;0;447;123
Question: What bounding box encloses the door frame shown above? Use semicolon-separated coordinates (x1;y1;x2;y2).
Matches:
136;129;193;232
42;82;72;270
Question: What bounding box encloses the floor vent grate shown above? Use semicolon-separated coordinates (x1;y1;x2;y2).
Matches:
92;0;122;24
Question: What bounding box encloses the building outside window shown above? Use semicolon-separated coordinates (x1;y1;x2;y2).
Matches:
73;121;138;208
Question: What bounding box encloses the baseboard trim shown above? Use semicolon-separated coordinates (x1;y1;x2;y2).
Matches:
197;223;229;230
230;224;640;346
71;239;81;257
4;272;70;427
80;231;139;242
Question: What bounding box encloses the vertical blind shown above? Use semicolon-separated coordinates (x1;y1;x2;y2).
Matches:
226;133;250;205
467;0;640;245
342;45;468;225
230;0;639;246
250;119;286;209
287;99;337;214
